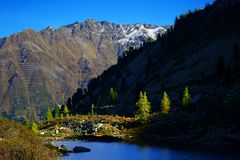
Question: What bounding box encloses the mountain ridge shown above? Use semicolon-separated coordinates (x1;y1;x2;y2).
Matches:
0;19;167;120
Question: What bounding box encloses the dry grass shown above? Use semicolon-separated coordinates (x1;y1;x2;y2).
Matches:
0;116;58;160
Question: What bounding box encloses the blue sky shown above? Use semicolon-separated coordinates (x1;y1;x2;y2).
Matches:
0;0;214;38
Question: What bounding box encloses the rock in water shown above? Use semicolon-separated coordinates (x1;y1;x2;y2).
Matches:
72;146;91;153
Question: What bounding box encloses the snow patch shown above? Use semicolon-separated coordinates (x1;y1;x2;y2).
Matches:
100;27;105;32
116;24;167;56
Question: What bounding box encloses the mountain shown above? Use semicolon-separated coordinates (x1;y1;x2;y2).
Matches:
70;0;240;116
0;19;167;119
67;0;240;148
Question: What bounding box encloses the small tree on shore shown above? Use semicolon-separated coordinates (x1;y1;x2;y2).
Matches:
60;113;64;120
161;91;171;114
91;104;95;115
53;106;60;118
182;86;191;107
63;105;69;118
31;122;39;134
135;91;151;121
46;108;53;121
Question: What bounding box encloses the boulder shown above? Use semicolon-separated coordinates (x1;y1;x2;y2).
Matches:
72;146;91;153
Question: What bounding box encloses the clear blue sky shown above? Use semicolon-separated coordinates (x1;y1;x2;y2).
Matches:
0;0;214;38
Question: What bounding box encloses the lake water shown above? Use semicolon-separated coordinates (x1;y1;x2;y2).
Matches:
53;141;239;160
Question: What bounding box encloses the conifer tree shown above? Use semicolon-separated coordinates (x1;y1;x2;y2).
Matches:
147;37;155;43
182;86;191;107
53;106;60;118
109;87;118;104
110;87;114;102
63;105;69;117
67;97;72;112
46;108;53;121
128;46;135;52
60;113;64;120
161;91;171;114
91;104;95;115
135;91;151;121
31;122;38;134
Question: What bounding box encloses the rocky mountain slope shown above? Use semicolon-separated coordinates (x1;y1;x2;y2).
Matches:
67;0;240;149
70;0;240;116
0;19;166;119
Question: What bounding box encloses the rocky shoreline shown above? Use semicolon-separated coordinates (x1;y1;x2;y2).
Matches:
41;115;240;155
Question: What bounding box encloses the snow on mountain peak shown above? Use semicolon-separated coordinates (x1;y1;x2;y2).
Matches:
63;19;167;56
117;24;167;56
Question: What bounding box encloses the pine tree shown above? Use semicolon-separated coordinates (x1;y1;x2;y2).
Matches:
182;86;191;107
46;108;53;121
53;106;60;118
109;87;118;104
109;87;114;102
31;122;38;134
161;91;171;114
91;104;95;115
135;91;151;121
128;46;135;53
147;37;155;43
67;97;72;112
63;105;69;117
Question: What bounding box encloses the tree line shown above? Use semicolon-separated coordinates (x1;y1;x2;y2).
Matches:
135;86;191;122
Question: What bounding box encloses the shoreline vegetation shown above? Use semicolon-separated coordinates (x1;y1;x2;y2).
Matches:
36;113;240;156
0;116;58;160
1;113;238;159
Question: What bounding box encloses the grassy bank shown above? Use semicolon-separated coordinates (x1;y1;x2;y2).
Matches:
39;106;240;154
0;116;58;160
38;115;139;141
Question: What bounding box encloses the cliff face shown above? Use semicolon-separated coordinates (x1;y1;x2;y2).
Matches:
0;19;166;119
